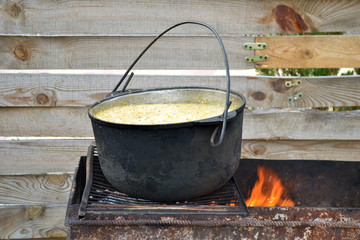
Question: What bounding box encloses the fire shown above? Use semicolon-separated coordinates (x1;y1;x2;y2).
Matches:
245;165;295;207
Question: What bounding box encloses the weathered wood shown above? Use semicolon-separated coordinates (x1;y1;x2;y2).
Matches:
0;205;67;239
1;139;359;175
0;36;251;70
1;73;359;108
2;35;360;70
0;0;359;36
1;2;359;239
1;108;359;140
0;174;72;204
245;109;360;141
242;140;360;161
255;36;360;68
0;139;91;175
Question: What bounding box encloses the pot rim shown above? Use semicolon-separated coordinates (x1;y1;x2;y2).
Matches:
88;87;246;129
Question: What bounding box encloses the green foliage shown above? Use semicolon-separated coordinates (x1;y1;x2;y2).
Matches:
256;68;340;76
315;106;359;112
341;70;355;76
256;68;277;76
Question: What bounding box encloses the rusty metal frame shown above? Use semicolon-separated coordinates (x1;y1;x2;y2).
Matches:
65;153;360;240
66;203;360;239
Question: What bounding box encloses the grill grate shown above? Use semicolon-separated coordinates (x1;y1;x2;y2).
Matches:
78;145;248;216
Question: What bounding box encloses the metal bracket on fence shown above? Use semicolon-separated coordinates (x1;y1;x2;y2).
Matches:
244;42;268;63
288;92;303;102
243;43;267;50
245;55;268;62
285;79;302;88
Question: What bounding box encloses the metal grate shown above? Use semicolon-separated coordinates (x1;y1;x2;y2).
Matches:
79;145;248;216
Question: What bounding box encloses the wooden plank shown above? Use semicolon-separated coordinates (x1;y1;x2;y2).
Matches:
1;139;359;175
2;36;360;70
0;73;359;108
0;174;72;205
1;108;359;140
0;0;359;36
255;36;360;68
0;139;91;175
0;36;252;70
0;205;67;239
245;109;360;141
242;140;360;161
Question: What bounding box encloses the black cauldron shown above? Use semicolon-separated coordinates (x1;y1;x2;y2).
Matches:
88;21;246;201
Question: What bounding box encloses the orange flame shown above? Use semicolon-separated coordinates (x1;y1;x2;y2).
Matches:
245;166;295;207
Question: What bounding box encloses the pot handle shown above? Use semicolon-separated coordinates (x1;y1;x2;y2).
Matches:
111;21;232;147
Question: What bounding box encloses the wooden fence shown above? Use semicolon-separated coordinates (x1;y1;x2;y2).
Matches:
0;0;359;238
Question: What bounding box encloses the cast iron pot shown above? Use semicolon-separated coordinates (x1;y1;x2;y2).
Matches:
88;21;246;201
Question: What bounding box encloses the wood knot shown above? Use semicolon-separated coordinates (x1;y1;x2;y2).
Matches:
36;93;50;105
251;91;266;101
26;205;44;219
7;2;23;18
271;79;288;93
20;229;31;234
48;229;67;238
273;4;309;33
253;145;266;156
47;174;66;185
14;45;29;61
303;48;313;59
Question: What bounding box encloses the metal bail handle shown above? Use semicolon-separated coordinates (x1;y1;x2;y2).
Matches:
112;21;232;147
